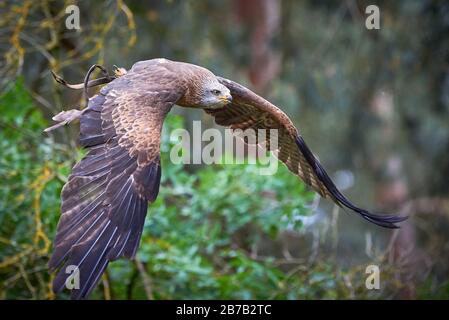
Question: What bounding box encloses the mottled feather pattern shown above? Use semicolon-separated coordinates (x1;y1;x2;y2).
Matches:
112;91;168;166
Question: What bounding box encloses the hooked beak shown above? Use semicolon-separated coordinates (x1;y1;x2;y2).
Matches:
219;94;233;104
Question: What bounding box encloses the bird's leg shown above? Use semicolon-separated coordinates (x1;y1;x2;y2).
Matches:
44;108;86;132
45;65;127;133
45;65;108;133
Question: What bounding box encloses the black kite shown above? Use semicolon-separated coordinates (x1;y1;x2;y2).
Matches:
45;59;406;299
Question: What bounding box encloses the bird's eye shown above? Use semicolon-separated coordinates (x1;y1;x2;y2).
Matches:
211;89;221;96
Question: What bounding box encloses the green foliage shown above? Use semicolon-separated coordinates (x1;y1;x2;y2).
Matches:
0;79;67;299
1;79;343;300
417;280;449;300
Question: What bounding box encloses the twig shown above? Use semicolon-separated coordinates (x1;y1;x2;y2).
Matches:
135;258;154;300
102;271;111;300
18;262;37;299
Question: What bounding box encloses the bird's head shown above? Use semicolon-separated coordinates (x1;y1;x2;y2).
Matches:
197;78;232;109
176;64;233;109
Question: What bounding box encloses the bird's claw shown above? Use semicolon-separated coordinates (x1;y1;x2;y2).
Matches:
113;65;127;77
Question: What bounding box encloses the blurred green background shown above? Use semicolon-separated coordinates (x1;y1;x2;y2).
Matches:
0;0;448;299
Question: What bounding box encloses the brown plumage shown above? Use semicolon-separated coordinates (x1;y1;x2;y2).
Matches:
46;58;406;299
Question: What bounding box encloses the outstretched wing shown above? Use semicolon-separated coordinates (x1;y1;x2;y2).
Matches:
206;77;406;228
49;72;183;299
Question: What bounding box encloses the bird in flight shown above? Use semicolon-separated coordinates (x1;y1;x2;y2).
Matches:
45;58;406;299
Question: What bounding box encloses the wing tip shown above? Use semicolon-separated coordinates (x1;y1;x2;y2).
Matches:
355;209;408;229
294;135;407;229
